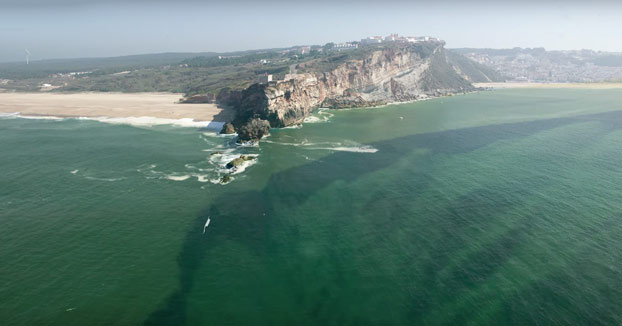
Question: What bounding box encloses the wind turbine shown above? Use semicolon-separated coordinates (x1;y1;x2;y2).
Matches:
25;49;31;65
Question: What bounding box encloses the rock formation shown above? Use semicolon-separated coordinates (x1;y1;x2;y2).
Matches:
236;118;270;142
226;155;256;169
220;122;236;134
227;41;485;140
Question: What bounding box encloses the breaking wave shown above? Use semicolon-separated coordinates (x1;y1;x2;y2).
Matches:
303;109;334;123
4;112;224;130
77;116;224;129
135;133;261;186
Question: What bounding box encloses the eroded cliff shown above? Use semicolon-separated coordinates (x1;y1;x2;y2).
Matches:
232;41;477;139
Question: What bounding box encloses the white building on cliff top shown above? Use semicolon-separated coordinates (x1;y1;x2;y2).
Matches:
360;36;384;45
258;73;273;84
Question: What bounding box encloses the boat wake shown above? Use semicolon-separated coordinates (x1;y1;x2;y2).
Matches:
203;217;211;234
263;139;378;153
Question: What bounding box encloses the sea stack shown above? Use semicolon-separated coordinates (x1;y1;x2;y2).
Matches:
236;118;270;142
220;122;236;134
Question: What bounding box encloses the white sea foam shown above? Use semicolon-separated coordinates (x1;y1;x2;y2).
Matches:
262;139;315;147
303;116;322;123
84;176;126;182
303;109;333;123
165;175;191;181
312;146;378;153
79;116;224;129
210;176;233;185
196;175;210;182
134;146;258;186
229;157;259;175
263;139;377;153
318;108;334;117
19;114;65;121
200;131;237;139
5;112;225;129
136;164;157;172
237;140;260;147
132;128;260;186
0;112;19;119
69;169;126;181
208;152;260;174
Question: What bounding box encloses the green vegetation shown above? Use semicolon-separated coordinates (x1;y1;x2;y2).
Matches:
0;45;376;96
0;52;218;80
61;65;258;95
0;42;497;98
182;52;281;68
422;48;473;91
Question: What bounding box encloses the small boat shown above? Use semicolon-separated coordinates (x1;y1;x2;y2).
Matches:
203;217;211;234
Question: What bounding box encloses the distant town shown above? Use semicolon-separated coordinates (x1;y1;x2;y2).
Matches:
457;48;622;83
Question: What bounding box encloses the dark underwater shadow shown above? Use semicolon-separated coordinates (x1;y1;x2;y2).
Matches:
143;110;622;325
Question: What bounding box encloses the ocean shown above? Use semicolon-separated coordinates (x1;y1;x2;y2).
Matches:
2;88;622;324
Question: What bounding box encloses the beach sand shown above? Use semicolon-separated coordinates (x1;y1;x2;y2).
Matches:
475;82;622;89
0;92;233;122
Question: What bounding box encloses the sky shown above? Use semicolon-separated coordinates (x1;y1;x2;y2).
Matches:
1;0;621;62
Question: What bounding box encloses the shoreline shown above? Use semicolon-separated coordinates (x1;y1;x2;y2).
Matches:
474;82;622;89
0;92;234;126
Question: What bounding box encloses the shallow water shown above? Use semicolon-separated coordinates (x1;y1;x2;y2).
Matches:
2;89;622;324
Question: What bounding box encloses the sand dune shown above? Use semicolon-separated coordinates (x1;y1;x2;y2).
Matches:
0;92;233;122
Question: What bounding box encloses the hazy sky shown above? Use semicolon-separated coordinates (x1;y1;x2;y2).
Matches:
1;0;621;62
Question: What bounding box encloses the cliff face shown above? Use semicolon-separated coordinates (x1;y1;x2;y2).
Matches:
234;41;475;129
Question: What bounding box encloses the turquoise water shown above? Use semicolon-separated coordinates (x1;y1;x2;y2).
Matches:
2;89;622;324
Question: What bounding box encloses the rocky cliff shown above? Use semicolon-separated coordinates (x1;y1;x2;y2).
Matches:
231;41;480;139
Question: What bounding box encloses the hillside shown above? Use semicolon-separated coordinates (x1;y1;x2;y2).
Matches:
446;50;506;82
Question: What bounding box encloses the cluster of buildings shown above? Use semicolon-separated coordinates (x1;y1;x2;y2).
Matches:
279;46;313;56
257;72;273;83
360;33;440;45
326;34;440;52
464;49;622;83
49;71;91;79
332;42;359;50
218;55;241;60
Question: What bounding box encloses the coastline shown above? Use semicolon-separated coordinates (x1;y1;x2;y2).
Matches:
0;92;234;126
474;82;622;89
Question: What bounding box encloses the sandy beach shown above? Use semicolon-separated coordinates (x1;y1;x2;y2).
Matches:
0;92;233;122
475;82;622;89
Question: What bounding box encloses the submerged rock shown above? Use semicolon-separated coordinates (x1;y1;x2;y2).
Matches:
226;155;256;169
220;122;236;134
220;174;231;184
237;118;270;142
